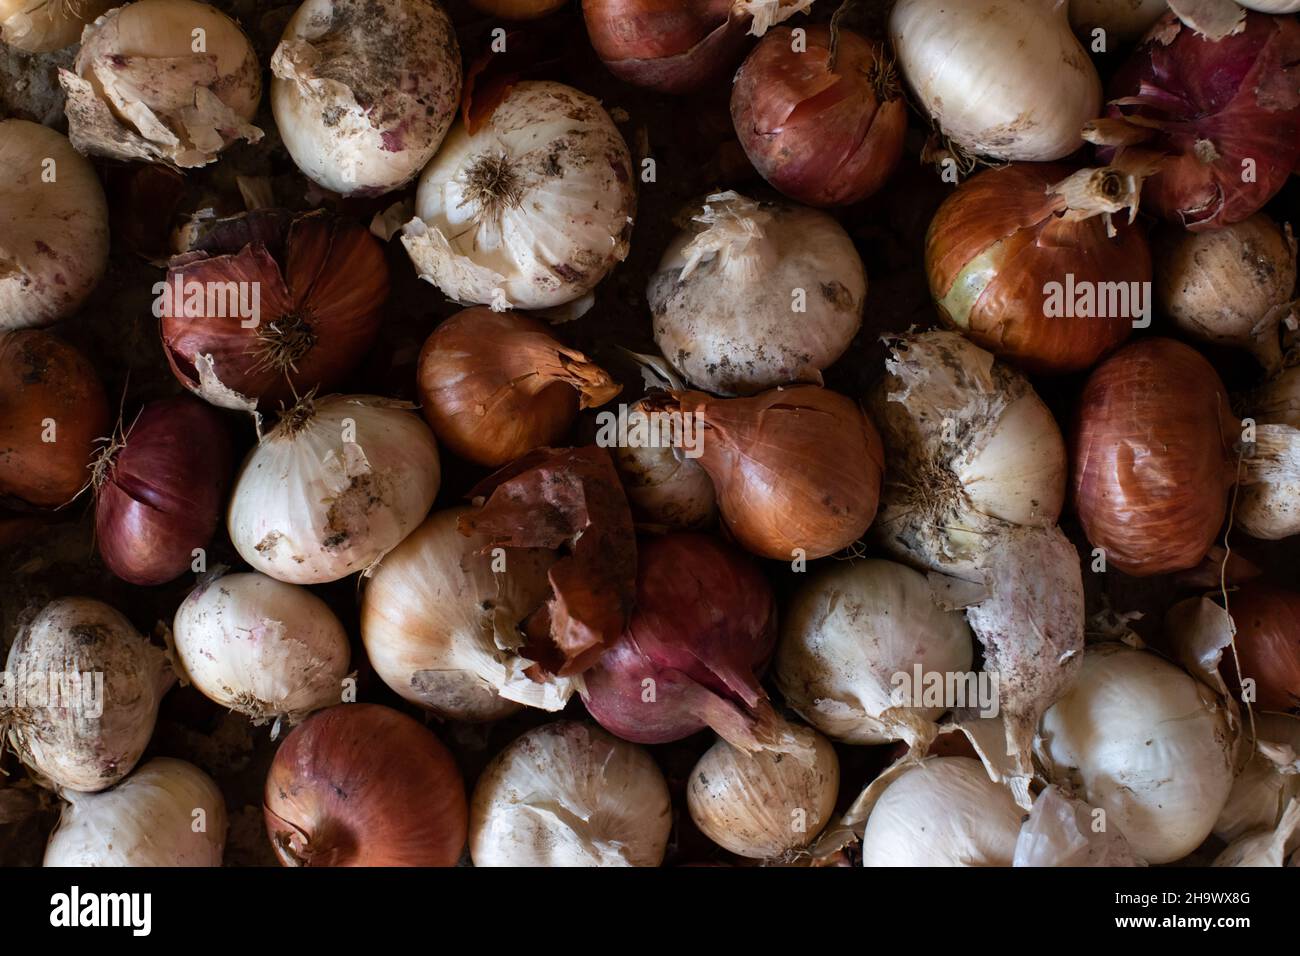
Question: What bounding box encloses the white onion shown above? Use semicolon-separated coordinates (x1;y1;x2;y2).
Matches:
890;0;1101;162
58;0;263;167
3;597;172;793
0;0;113;52
228;394;440;585
647;191;866;396
469;721;671;867
1213;800;1300;868
775;559;973;746
612;402;716;530
172;572;351;726
1237;366;1300;541
0;120;109;331
1215;712;1300;851
1068;0;1169;41
44;758;227;866
361;507;568;720
402;80;636;310
271;0;462;197
1039;644;1236;864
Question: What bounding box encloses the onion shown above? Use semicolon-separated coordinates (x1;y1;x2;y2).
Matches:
59;0;263;168
1068;0;1168;41
1091;10;1300;230
93;396;232;586
647;191;866;395
1215;712;1300;849
1154;214;1296;373
1238;0;1300;9
470;0;567;16
890;0;1101;162
1071;338;1237;576
228;394;440;585
1238;366;1300;540
1013;785;1145;867
470;721;671;866
860;757;1024;867
361;507;565;720
1039;643;1235;864
173;572;351;726
0;0;114;52
417;308;620;467
0;330;109;508
160;209;390;412
1222;585;1300;712
646;385;883;560
612;400;717;531
687;727;838;860
1;121;109;331
925;162;1150;374
271;0;461;197
581;533;792;752
1214;798;1300;867
730;25;907;207
775;559;974;746
265;704;467;866
3;597;173;793
44;759;226;866
402;81;636;311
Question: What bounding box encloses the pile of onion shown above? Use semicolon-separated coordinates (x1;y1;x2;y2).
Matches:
417;308;621;467
0;0;114;52
0;330;109;508
1221;584;1299;712
647;191;866;395
160;209;390;412
730;25;907;207
264;704;467;866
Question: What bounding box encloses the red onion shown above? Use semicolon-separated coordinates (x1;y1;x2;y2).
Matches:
731;25;907;207
264;704;467;867
94;397;233;586
1224;584;1300;712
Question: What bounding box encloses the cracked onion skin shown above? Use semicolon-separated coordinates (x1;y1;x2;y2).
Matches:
1071;338;1237;577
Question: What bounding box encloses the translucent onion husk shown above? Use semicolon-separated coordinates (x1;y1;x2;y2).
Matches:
612;401;717;531
271;0;462;197
1038;644;1236;864
227;394;440;585
2;597;173;793
1213;798;1300;867
1215;712;1300;851
470;721;671;867
58;0;263;168
0;0;114;52
43;758;226;866
360;507;567;720
1013;785;1146;867
1067;0;1168;41
647;190;866;396
0;120;109;331
1237;365;1300;540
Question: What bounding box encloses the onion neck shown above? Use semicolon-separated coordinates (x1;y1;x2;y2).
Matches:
679;191;778;282
1048;156;1159;236
253;310;317;376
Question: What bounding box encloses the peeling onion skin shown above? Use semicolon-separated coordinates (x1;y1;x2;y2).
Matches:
0;121;109;331
264;704;468;867
1222;585;1300;713
271;0;462;197
470;722;672;867
4;597;173;793
730;25;908;208
0;0;115;52
1215;712;1300;848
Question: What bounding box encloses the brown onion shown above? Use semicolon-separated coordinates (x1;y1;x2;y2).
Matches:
0;330;109;508
730;25;907;207
1071;338;1237;577
93;397;233;586
926;162;1149;374
1224;584;1299;712
160;209;388;411
646;385;884;560
264;704;467;867
417;309;620;467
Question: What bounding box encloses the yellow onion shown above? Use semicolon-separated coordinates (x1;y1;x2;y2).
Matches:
0;0;114;52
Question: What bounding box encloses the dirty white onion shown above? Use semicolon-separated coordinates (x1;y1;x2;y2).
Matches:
1067;0;1168;42
0;120;109;331
1237;365;1300;541
612;401;717;530
271;0;462;197
43;758;227;866
469;722;671;866
1215;712;1300;852
403;81;636;310
228;394;440;585
1039;644;1236;864
890;0;1101;162
172;572;351;726
775;559;973;746
647;191;866;395
0;0;114;53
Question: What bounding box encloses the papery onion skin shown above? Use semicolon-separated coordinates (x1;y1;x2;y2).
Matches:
160;209;389;411
470;721;672;866
1071;338;1237;576
1215;712;1300;847
0;330;110;508
44;758;227;867
1223;585;1300;712
0;0;114;52
271;0;462;197
94;397;232;586
925;163;1145;374
417;308;620;467
264;704;467;867
730;25;907;207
